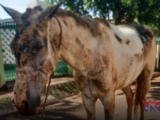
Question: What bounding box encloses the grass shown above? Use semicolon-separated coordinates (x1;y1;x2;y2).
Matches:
0;82;79;110
41;82;80;99
0;97;14;110
57;83;79;94
41;90;59;99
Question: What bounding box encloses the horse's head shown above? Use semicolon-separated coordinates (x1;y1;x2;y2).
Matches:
1;2;62;116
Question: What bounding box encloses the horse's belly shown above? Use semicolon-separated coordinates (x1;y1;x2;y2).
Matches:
127;59;143;85
116;53;144;89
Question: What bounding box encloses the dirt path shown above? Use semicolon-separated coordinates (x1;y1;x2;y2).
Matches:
0;77;160;120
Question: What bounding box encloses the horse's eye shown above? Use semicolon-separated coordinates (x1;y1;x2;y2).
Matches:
20;44;28;53
31;37;35;40
32;45;43;54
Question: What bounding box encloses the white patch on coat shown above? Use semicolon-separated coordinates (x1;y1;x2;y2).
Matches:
109;24;145;88
111;24;143;55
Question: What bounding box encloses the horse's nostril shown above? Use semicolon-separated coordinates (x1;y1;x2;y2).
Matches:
22;100;28;111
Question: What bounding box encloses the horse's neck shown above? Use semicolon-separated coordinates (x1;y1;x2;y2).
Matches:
58;17;98;72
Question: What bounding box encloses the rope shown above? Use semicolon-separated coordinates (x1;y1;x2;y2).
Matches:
41;74;53;120
41;15;62;120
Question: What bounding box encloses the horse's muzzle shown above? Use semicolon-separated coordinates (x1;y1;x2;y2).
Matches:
13;97;41;116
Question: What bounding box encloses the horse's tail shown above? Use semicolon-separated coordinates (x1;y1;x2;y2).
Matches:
134;75;142;117
134;25;155;117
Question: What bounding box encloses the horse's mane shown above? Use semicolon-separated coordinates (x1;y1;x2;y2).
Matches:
21;6;110;37
56;8;111;37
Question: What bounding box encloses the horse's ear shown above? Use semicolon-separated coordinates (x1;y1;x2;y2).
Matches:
0;4;22;24
38;2;62;22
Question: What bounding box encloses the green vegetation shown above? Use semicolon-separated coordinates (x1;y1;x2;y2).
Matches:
41;90;59;99
41;82;79;99
57;83;79;94
0;97;13;109
40;0;160;36
0;82;79;110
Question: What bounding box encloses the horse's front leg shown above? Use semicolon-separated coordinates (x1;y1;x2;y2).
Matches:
99;90;115;120
81;92;98;120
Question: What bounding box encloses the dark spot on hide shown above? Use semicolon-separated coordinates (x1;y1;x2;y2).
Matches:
102;56;108;66
76;38;84;50
53;38;58;49
89;68;104;78
115;34;122;43
63;21;67;26
33;29;39;37
36;25;43;31
50;40;54;52
126;39;130;45
22;61;25;66
24;21;30;28
31;40;43;53
129;25;154;46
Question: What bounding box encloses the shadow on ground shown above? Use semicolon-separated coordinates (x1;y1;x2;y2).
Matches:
1;101;85;120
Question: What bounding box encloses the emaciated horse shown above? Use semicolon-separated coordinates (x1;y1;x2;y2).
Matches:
0;2;155;120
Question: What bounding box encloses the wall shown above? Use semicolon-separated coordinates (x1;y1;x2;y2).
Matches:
0;30;5;86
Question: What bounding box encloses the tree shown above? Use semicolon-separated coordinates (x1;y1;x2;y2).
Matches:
136;0;160;36
40;0;160;36
42;0;90;15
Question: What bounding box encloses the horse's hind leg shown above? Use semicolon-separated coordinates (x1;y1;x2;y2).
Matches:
122;85;133;120
135;64;154;120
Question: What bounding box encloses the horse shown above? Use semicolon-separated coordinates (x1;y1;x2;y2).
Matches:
0;2;156;120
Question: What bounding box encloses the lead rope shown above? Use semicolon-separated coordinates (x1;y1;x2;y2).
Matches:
41;16;62;120
41;74;53;120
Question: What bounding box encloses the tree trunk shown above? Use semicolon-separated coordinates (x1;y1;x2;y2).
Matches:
102;14;106;19
115;17;122;25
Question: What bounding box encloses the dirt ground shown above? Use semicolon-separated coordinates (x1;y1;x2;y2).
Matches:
0;77;160;120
